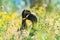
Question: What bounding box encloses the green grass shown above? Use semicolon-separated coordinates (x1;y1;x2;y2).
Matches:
0;7;60;40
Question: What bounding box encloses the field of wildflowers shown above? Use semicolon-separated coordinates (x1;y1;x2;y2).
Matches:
0;5;60;40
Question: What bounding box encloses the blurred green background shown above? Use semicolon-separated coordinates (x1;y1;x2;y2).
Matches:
0;0;60;40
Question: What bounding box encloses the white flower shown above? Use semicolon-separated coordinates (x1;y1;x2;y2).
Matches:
43;3;47;7
55;30;59;34
57;5;60;9
22;30;29;37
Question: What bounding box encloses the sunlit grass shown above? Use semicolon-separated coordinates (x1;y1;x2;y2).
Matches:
0;6;60;40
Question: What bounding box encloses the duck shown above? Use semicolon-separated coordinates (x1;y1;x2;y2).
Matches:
20;9;37;30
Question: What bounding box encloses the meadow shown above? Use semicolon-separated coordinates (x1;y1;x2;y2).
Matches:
0;5;60;40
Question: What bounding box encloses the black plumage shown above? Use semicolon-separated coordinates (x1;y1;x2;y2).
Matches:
20;10;37;30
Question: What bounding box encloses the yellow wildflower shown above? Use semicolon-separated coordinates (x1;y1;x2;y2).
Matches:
0;37;3;40
39;6;46;15
0;12;6;15
35;6;46;15
2;15;11;21
49;18;54;25
0;19;4;24
11;13;17;20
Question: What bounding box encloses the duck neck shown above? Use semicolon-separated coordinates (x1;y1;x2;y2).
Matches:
22;19;27;29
